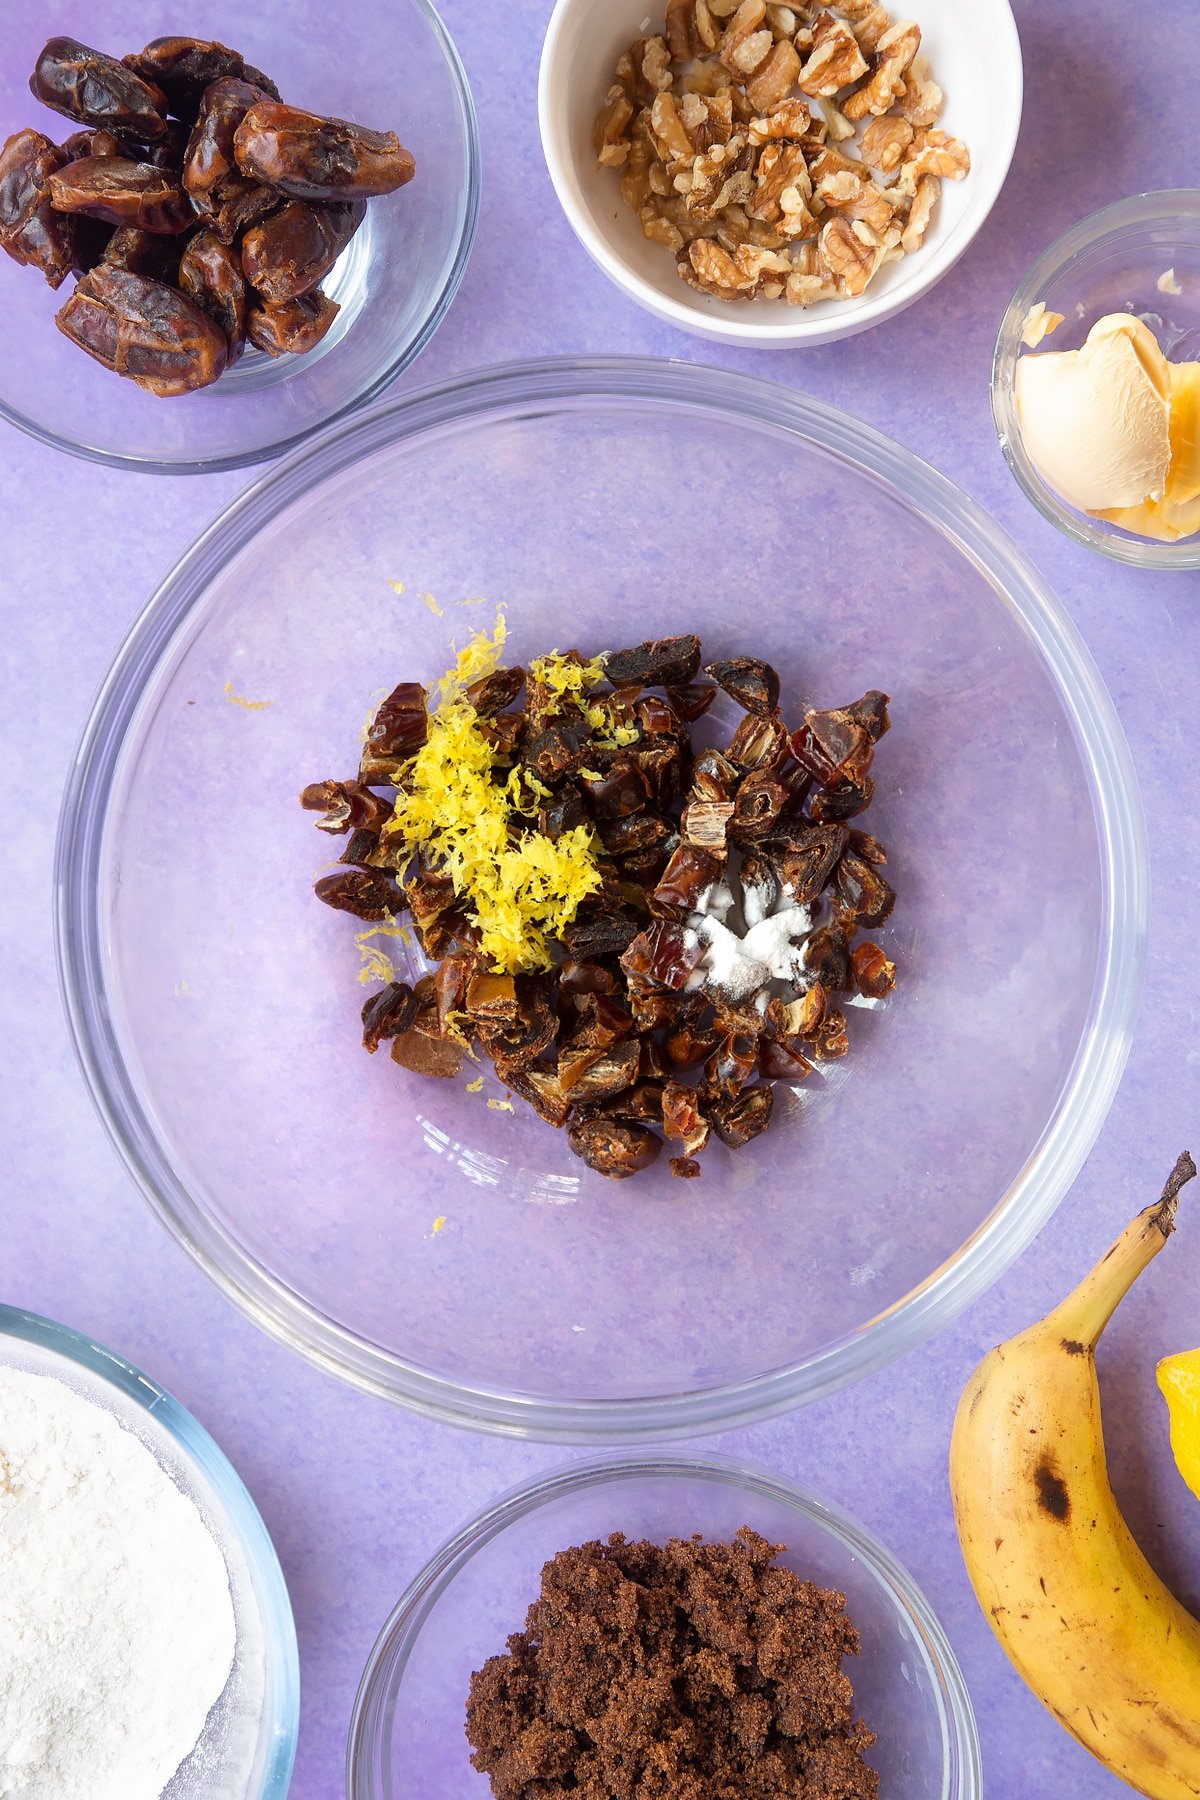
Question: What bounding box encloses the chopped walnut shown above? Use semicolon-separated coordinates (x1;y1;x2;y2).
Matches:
746;39;803;109
815;164;897;232
651;91;698;160
901;127;971;184
594;92;635;168
842;19;921;120
680;237;791;298
747;97;814;143
859;113;913;174
896;53;943;126
899;173;938;251
596;1;968;308
797;13;869;97
819;214;879;294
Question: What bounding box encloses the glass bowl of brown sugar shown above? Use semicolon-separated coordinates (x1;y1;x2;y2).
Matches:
348;1453;981;1799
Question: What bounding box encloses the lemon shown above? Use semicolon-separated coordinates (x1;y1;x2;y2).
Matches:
1158;1349;1200;1502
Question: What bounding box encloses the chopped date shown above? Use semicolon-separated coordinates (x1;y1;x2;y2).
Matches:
620;919;705;991
30;37;169;142
241;198;364;304
390;1023;463;1079
768;822;848;906
813;1008;850;1061
567;1116;661;1180
578;756;650;819
300;778;392;834
365;680;428;761
246;288;339;356
852;941;896;999
846;690;891;742
56;266;228;395
726;710;788;771
60;127;125;160
705;656;781;716
0;129;75;288
47;157;194;233
709;1084;774;1149
729;769;787;841
308;632;897;1181
666;681;717;722
209;177;277;244
808;774;874;822
142;120;190;172
361;981;417;1052
561;912;640;959
234;102;416;202
803;926;852;992
465;665;525;718
313;867;396;919
836;853;896;928
601;634;702;689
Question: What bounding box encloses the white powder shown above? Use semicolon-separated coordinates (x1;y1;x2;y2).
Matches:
0;1368;237;1800
685;871;816;1001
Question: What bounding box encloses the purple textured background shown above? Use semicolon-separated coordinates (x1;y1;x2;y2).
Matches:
1;2;1198;1797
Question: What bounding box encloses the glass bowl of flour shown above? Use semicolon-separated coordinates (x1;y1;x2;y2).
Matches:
0;1305;298;1800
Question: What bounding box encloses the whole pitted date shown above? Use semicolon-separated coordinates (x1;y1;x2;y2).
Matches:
30;37;168;142
178;230;247;354
7;29;417;395
183;77;271;207
48;156;194;233
234;102;416;202
242;199;364;304
56;265;228;395
0;128;75;287
247;288;339;356
123;37;273;118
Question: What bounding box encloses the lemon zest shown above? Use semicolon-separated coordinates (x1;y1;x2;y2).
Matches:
487;1097;514;1112
385;616;602;974
466;1076;485;1093
223;681;273;712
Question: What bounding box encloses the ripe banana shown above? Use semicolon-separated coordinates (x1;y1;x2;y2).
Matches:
950;1152;1200;1799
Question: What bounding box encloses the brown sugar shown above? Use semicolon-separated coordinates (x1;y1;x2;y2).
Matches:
465;1527;879;1800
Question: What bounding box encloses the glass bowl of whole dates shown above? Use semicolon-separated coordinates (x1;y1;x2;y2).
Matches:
349;1454;981;1798
57;358;1146;1440
0;0;479;472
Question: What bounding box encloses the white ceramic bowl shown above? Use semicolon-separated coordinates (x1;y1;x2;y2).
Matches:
539;0;1023;347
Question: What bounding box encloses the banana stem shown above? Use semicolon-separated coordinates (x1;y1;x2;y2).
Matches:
1044;1152;1195;1351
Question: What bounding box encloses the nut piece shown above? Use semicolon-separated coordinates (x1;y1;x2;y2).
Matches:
859;114;914;175
842;20;922;121
896;53;944;126
796;13;870;97
901;128;971;185
818;215;878;296
900;173;939;252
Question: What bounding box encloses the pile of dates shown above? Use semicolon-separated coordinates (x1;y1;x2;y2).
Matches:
303;633;899;1184
0;34;416;395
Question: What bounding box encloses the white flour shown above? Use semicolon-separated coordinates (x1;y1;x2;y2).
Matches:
0;1367;237;1800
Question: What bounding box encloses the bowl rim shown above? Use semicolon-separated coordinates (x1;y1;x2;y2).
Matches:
345;1450;983;1800
991;187;1200;568
54;353;1148;1442
0;0;481;476
537;0;1023;347
0;1301;300;1799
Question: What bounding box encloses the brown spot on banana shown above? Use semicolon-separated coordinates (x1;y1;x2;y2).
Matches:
1034;1459;1070;1521
1061;1337;1088;1354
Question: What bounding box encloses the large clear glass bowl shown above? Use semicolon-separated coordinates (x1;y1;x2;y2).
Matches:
0;1304;299;1799
55;357;1147;1440
347;1454;981;1799
0;0;479;473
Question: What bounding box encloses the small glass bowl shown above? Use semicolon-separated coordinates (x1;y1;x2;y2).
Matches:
347;1453;982;1799
0;0;479;473
0;1304;299;1800
993;190;1200;568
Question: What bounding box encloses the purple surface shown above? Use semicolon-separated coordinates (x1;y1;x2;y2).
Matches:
1;2;1198;1797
